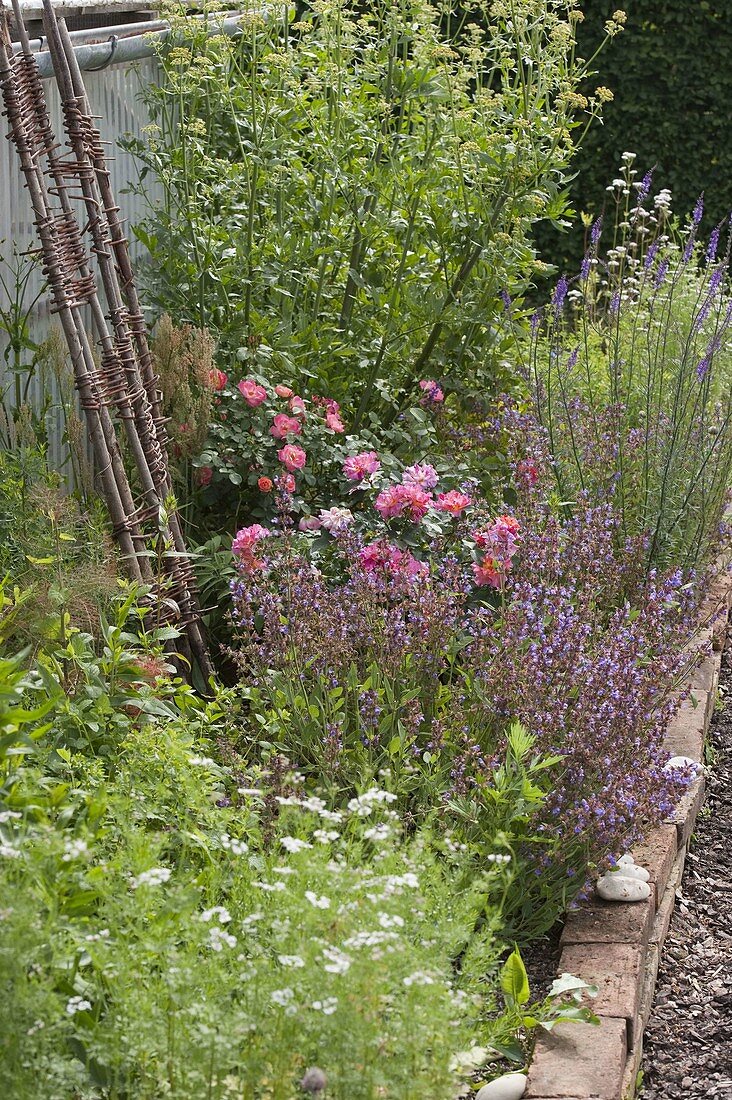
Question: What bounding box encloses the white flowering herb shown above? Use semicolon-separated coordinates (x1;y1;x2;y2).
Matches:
129;867;172;889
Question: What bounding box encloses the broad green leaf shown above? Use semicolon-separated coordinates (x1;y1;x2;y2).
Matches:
501;947;530;1006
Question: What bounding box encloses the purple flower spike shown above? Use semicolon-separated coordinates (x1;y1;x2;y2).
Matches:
693;195;704;226
530;308;543;334
706;226;721;264
643;241;660;271
610;291;621;314
654;259;670;288
580;254;591;281
591;216;603;245
639;170;653;202
500;289;512;312
552;275;568;317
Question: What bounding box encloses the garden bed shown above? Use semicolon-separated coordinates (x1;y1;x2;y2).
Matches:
4;3;732;1096
524;569;732;1100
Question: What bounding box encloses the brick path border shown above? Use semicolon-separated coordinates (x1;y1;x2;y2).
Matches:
524;566;732;1100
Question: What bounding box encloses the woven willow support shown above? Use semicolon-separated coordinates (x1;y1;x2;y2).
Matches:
0;0;213;681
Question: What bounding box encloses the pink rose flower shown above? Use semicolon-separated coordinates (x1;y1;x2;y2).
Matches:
472;556;507;589
270;413;302;439
471;515;520;590
343;451;381;482
375;485;406;520
298;515;322;532
398;483;432;520
402;463;439;490
196;465;213;488
418;379;444;404
374;482;432;522
278;444;307;472
435;490;472;516
275;384;294;398
258;476;273;492
208;368;227;392
232;523;271;572
359;540;427;580
318;506;353;533
238;379;267;406
289;396;307;417
325;410;345;433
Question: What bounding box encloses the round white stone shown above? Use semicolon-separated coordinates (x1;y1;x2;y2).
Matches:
596;873;651;902
612;863;650;882
617;854;636;865
475;1073;527;1100
663;755;702;773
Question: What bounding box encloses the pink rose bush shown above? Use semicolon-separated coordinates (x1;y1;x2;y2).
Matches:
196;368;452;527
229;449;698;937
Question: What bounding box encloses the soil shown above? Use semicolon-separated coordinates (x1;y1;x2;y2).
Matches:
522;920;563;1004
640;642;732;1098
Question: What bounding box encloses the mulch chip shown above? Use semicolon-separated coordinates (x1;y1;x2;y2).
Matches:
641;638;732;1098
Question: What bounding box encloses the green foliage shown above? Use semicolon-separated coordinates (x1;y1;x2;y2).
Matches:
128;0;613;426
0;674;515;1098
538;1;732;273
0;445;116;648
526;160;732;573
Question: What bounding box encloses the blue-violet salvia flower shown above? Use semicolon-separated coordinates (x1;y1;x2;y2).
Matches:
552;275;568;317
706;226;721;264
591;216;603;245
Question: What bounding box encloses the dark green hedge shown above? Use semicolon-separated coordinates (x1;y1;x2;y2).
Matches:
538;0;732;274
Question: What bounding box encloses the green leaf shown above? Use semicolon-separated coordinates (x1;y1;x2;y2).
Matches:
485;1038;524;1063
548;973;597;999
500;947;530;1006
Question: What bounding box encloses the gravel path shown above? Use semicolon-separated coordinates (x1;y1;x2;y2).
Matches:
641;646;732;1099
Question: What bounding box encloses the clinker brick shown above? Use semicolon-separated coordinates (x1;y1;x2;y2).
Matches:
663;694;708;762
560;896;654;950
526;1017;627;1099
558;943;644;1049
665;775;706;848
630;824;678;909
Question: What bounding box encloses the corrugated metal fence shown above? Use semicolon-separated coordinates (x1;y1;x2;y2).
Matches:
0;52;159;478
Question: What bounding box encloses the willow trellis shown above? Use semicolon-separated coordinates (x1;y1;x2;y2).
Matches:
0;0;212;679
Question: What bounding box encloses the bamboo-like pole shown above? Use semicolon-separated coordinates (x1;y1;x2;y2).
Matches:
43;8;212;678
54;15;212;677
0;8;146;580
1;1;213;680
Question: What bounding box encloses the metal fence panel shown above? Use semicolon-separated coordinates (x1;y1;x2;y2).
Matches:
0;54;159;478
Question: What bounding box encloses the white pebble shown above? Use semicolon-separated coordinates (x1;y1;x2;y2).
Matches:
596;874;651;902
612;861;650;882
475;1072;527;1100
663;755;702;774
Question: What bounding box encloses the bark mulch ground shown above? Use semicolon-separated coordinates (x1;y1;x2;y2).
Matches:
641;647;732;1099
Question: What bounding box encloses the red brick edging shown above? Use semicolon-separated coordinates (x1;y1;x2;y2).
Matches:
524;570;731;1100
